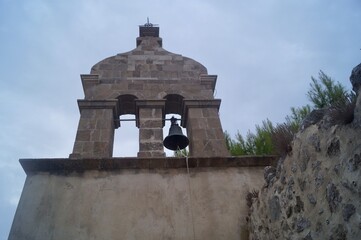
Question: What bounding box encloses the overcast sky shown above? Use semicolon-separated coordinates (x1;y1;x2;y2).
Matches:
1;0;360;238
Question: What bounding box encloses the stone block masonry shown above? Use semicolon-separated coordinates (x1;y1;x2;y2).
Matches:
70;25;229;158
136;100;166;157
70;100;118;158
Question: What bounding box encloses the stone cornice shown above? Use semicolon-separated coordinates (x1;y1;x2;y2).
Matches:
77;99;120;128
181;99;221;127
80;74;99;97
135;99;166;127
200;74;217;92
19;156;278;175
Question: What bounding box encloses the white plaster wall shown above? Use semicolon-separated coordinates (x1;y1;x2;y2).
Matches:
9;167;264;240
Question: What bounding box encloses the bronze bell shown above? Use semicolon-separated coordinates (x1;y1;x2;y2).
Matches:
163;116;189;151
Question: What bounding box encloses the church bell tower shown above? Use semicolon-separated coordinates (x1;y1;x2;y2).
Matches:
9;22;275;240
69;21;229;158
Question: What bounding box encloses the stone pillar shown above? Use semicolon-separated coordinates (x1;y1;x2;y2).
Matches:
70;100;119;159
136;100;166;157
182;100;230;157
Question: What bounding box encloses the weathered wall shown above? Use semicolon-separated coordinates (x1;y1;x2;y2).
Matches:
9;157;276;240
248;124;361;240
248;71;361;239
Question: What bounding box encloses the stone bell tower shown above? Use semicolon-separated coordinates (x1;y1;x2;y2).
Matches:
9;22;276;240
69;22;229;158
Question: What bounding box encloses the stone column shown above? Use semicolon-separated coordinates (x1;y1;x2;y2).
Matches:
182;100;230;157
136;100;166;157
69;100;119;159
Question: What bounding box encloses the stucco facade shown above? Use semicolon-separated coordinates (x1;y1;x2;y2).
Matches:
9;157;276;240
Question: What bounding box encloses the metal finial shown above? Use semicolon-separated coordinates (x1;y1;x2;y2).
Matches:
144;17;153;27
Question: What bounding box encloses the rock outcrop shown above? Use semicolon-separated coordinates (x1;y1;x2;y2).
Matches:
352;63;361;125
248;66;361;240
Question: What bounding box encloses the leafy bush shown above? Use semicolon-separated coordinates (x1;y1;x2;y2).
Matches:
246;189;259;208
328;99;356;125
225;120;274;155
173;148;189;157
271;123;296;156
226;71;355;156
307;71;352;109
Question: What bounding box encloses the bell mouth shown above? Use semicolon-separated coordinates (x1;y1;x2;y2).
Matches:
163;116;189;151
163;134;189;151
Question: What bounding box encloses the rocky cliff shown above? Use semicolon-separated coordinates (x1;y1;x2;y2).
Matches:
248;64;361;240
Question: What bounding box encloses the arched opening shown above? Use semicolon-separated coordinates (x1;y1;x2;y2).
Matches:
163;113;188;157
164;94;183;115
113;114;138;157
113;95;138;157
114;94;190;157
117;94;137;115
163;94;188;156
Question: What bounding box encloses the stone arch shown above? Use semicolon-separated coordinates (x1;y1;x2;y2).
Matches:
117;94;138;116
164;94;184;115
107;91;145;102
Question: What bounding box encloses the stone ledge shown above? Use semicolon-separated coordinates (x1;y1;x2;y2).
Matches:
181;99;222;127
19;156;278;175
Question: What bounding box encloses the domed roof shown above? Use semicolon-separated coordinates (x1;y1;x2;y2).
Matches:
90;26;207;80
